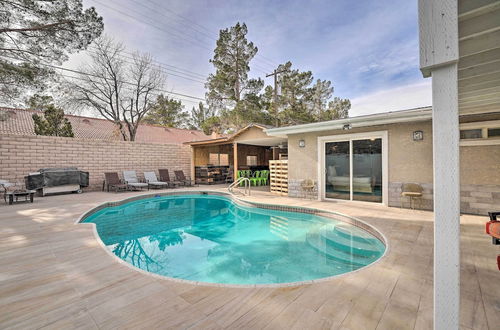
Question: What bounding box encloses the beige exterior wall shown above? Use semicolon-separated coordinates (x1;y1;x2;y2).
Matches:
0;134;191;190
460;145;500;185
287;121;434;183
286;120;500;215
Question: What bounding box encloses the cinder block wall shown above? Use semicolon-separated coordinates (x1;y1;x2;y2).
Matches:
0;134;191;190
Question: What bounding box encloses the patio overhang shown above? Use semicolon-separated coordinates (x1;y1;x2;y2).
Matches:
186;124;288;183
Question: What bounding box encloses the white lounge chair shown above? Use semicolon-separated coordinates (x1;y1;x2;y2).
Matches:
123;171;148;190
144;171;169;189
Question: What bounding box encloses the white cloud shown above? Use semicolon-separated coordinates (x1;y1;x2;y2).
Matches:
349;80;432;116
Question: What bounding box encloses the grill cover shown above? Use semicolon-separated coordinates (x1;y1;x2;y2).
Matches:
25;168;89;190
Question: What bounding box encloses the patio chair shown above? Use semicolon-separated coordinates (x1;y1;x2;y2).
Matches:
174;170;193;186
400;183;423;209
259;170;269;186
301;179;316;199
159;169;178;187
0;179;14;203
103;172;128;192
250;171;262;186
225;167;234;183
123;171;148;191
144;171;169;189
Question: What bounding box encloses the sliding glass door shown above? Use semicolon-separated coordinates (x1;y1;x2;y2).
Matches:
352;138;382;202
323;135;384;203
325;141;350;200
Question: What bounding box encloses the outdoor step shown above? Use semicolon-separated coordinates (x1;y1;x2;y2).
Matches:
309;224;383;258
333;223;380;244
305;232;370;267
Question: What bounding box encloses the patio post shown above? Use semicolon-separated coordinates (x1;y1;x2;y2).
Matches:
190;146;195;182
431;63;460;330
233;142;238;174
418;0;460;328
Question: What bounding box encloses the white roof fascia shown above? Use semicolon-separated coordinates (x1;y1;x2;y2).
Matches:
265;107;432;137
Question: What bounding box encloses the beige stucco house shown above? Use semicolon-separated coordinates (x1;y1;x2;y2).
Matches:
266;106;500;216
188;107;499;216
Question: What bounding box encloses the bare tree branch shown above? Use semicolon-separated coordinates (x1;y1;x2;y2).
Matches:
67;36;165;141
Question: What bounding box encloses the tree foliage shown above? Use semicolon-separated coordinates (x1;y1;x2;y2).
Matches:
205;22;264;129
200;116;223;135
203;24;350;133
0;0;104;102
189;102;214;130
144;95;189;128
69;36;165;141
30;94;74;137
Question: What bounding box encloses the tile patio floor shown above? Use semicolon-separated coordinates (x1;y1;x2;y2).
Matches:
0;186;498;329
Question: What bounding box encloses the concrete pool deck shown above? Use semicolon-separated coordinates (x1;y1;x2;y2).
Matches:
1;186;498;329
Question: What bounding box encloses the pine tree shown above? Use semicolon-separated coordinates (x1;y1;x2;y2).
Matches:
189;102;214;130
31;96;74;137
0;0;104;102
205;22;264;129
143;95;189;128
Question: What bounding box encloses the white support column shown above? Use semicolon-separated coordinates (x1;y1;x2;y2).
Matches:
432;63;460;330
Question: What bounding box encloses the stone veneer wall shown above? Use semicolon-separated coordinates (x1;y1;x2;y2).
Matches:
289;179;499;216
389;182;434;210
0;134;191;190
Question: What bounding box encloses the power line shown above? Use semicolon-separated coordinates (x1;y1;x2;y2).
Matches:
1;54;207;102
84;46;206;84
135;0;279;69
59;73;203;105
90;0;276;73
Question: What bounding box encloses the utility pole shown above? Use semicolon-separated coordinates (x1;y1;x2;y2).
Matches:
266;68;288;127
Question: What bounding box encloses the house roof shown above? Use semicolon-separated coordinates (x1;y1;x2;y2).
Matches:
185;123;274;146
265;107;433;137
0;107;209;144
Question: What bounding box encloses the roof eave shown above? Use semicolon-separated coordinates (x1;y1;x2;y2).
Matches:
265;107;432;136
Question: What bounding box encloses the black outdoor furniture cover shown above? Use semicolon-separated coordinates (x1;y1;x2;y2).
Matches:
25;168;89;190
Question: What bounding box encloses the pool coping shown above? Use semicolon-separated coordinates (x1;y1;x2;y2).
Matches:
75;190;390;289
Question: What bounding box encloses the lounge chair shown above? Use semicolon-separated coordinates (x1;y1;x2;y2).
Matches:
103;172;128;192
144;171;169;189
123;171;148;190
158;169;177;187
174;170;193;186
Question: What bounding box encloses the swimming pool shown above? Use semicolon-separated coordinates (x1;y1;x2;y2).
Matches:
82;193;386;286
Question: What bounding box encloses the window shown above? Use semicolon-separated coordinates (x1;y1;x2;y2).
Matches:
459;120;500;146
219;153;229;166
209;153;219;165
488;128;500;138
246;155;258;166
209;153;229;166
460;129;482;139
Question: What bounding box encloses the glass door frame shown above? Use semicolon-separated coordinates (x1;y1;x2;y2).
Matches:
317;131;388;205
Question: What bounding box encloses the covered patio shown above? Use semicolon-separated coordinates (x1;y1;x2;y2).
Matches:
187;124;287;185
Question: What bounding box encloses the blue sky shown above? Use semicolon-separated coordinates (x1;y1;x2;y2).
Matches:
68;0;431;116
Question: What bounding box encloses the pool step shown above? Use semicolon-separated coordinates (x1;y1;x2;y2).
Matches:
333;224;380;244
306;231;372;267
306;224;383;261
319;224;383;257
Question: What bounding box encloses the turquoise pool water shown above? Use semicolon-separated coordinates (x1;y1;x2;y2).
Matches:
83;194;385;285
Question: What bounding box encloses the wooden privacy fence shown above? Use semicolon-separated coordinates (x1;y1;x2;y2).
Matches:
269;160;288;195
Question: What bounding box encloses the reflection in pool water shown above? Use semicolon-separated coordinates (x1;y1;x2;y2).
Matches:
83;194;385;285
